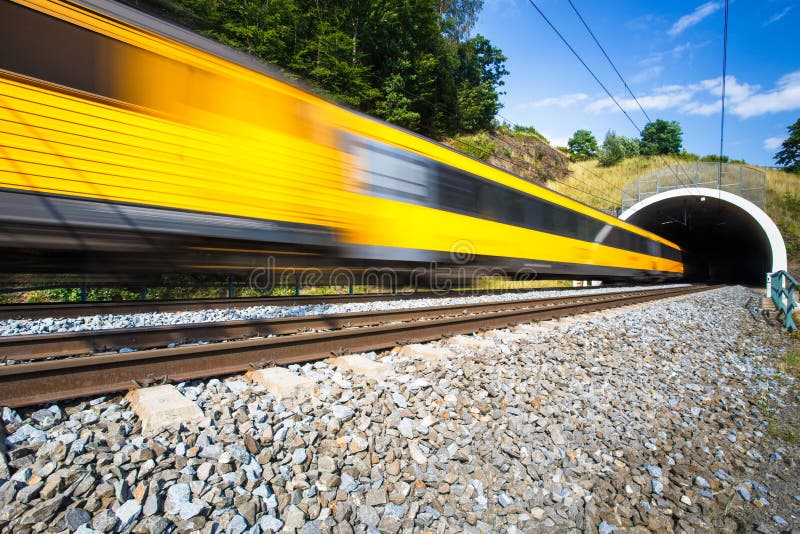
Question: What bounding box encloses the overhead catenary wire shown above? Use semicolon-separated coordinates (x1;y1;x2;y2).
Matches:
566;0;652;125
719;0;729;165
530;0;697;188
566;0;704;194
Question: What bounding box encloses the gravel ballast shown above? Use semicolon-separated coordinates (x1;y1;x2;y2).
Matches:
1;285;798;533
0;284;690;337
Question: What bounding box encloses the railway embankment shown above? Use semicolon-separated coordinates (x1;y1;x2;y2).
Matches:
0;286;797;533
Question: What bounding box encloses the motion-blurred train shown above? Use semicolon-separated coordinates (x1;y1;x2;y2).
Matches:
0;0;684;282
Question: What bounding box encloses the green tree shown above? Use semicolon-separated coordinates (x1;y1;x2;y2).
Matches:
437;0;484;42
454;34;508;132
640;119;682;155
128;0;506;139
567;130;598;161
598;131;638;166
775;118;800;174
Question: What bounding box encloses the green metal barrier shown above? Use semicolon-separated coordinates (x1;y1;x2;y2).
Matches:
769;270;798;331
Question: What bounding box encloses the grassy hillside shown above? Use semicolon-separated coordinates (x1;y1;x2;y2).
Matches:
551;157;800;271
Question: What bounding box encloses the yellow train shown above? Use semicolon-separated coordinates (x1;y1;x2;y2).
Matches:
0;0;684;282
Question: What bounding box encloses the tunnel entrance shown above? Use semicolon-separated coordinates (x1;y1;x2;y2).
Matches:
619;188;787;285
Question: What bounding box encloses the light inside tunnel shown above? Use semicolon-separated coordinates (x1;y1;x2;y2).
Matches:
620;188;787;285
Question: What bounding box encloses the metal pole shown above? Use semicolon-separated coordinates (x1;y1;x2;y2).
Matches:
80;276;87;303
295;277;301;296
140;286;147;300
227;277;234;299
739;165;743;195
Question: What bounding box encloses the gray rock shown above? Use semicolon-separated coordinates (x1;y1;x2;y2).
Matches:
694;476;710;488
226;514;249;534
165;483;191;515
772;516;789;528
292;448;307;465
598;520;618;534
92;509;117;533
282;505;306;531
5;424;47;448
547;424;565;445
497;493;513;507
31;408;60;428
259;515;284;532
2;406;21;426
736;485;751;501
332;405;355;421
340;473;358;493
357;505;380;527
179;501;206;520
652;480;664;495
391;393;408;408
397;418;414;439
644;464;662;478
143;493;161;516
300;521;322;534
115;499;141;531
65;507;92;531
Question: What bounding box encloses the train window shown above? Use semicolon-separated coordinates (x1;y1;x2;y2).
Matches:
356;142;430;203
438;167;480;214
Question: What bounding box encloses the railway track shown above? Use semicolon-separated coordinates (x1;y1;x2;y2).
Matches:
0;285;719;407
0;284;619;320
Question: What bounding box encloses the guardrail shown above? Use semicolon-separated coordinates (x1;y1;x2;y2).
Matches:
769;270;798;331
622;162;766;210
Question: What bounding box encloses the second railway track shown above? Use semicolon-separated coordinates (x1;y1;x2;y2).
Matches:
0;285;719;407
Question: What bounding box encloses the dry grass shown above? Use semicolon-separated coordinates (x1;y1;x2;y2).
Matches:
551;157;667;210
549;157;800;267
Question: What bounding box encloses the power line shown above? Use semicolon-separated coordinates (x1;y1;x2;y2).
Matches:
532;0;697;189
566;0;652;125
367;80;622;206
719;0;729;163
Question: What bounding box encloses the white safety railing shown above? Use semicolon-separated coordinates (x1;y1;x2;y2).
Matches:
621;162;766;211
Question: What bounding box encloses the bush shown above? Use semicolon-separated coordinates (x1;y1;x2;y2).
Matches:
598;131;639;166
453;132;496;160
567;129;599;161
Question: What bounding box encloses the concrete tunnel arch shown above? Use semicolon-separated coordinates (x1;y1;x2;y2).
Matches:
619;187;786;284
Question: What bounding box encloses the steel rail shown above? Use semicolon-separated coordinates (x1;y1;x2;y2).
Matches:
0;285;616;320
0;285;719;407
0;286;694;361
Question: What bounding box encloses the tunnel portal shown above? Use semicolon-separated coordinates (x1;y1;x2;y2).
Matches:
619;188;787;285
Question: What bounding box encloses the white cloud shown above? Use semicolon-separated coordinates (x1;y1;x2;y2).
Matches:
586;85;694;114
542;132;570;148
582;70;800;119
668;1;723;36
731;71;800;118
531;93;589;108
763;137;784;151
763;6;792;26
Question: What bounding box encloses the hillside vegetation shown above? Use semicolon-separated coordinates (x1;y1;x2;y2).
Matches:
125;0;506;140
551;157;800;271
447;126;571;183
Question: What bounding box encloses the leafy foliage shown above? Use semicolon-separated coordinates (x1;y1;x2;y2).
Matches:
567;130;598;161
775;118;800;173
598;131;639;166
774;192;800;262
452;132;495;159
127;0;507;138
640;119;683;155
700;154;729;163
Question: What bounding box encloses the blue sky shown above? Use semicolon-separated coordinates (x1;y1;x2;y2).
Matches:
474;0;800;166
